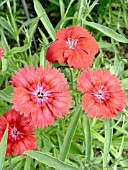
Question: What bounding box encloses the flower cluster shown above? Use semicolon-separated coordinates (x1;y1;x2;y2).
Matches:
0;25;126;157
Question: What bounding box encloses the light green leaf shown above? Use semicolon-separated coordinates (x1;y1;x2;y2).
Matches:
2;56;8;72
110;55;124;76
59;107;81;161
98;42;114;49
0;0;8;7
0;126;8;170
59;0;65;19
3;156;25;167
0;90;12;102
19;17;39;32
33;0;56;41
24;156;32;170
85;21;128;43
0;17;14;37
6;43;30;55
85;0;98;17
121;78;128;92
1;30;10;52
25;151;80;170
40;47;48;68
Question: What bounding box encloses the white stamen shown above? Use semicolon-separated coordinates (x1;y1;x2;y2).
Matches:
66;38;78;49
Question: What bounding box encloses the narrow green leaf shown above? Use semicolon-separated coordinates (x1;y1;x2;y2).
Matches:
6;43;30;55
0;0;8;7
19;17;39;34
0;17;14;37
55;17;75;30
13;161;24;170
98;42;114;49
83;115;91;163
1;30;10;52
59;0;65;19
24;156;32;170
38;27;49;44
110;55;124;76
33;0;56;40
85;21;128;43
31;53;39;68
25;151;80;170
3;156;25;167
59;107;81;161
0;126;8;170
2;56;8;72
85;0;98;17
76;0;84;24
40;47;48;68
0;90;12;102
121;78;128;91
103;118;113;169
63;0;75;19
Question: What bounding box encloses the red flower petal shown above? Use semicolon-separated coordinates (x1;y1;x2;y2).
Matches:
64;48;93;69
46;40;67;64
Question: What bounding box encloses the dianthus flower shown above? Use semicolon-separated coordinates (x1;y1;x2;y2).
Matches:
0;48;4;58
46;25;99;69
11;65;72;128
77;69;126;118
0;109;36;156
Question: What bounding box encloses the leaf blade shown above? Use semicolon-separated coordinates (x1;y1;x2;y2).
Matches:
0;126;8;170
25;151;80;170
85;21;128;43
33;0;56;41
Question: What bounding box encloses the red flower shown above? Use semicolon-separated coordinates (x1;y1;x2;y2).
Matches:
11;65;72;128
46;26;99;69
77;69;126;118
0;109;36;156
0;48;4;58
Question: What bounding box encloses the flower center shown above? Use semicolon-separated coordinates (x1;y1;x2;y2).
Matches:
13;129;19;135
30;84;52;107
37;92;43;99
10;126;19;140
91;86;110;103
66;38;78;49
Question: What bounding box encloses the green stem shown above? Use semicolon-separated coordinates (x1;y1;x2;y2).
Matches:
63;0;75;19
83;114;91;165
103;118;112;169
59;106;81;161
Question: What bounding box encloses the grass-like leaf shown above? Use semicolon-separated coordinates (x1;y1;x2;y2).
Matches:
6;43;31;55
0;90;12;102
85;21;128;43
0;126;8;170
33;0;56;41
121;78;128;92
0;17;14;38
24;151;80;170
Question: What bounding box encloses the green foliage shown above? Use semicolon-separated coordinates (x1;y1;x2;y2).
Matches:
0;126;8;170
25;150;80;170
